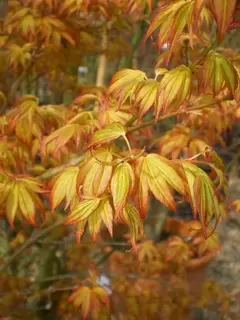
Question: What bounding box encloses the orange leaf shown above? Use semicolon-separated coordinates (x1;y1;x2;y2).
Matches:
208;0;237;42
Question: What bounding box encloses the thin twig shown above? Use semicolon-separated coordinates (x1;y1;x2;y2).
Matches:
0;218;65;272
127;98;228;134
37;155;84;181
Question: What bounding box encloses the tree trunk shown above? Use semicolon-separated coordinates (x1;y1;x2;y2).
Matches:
96;29;107;87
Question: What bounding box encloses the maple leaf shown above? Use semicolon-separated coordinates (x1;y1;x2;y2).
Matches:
165;236;190;263
69;285;109;319
157;126;190;159
110;162;135;216
108;69;147;107
199;51;238;97
122;203;143;248
137;240;158;262
0;172;44;226
134;79;158;120
192;231;220;256
99;105;132;126
231;200;240;212
82;149;113;197
181;161;221;237
155;65;192;118
135;153;186;218
88;123;126;148
144;0;206;63
42;123;82;156
51;166;80;210
208;0;237;42
67;197;113;242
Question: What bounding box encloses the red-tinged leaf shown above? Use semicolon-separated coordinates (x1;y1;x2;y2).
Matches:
122;203;143;248
6;183;19;226
134;79;158;120
101;200;113;237
83;149;113;196
193;0;206;21
194;174;220;236
193;232;220;256
88;206;102;241
155;65;192;118
135;156;149;219
208;0;237;42
88;123;126;148
92;287;109;305
144;1;187;42
75;219;88;244
99;106;132;126
69;286;91;318
137;240;158;262
108;69;147;107
66;198;100;224
51;166;80;210
146;154;186;195
21;177;44;194
199;51;238;96
18;185;35;225
110;162;135;215
147;174;176;211
231;200;240;212
42;123;80;153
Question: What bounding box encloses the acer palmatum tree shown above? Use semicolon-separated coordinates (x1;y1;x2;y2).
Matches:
0;0;239;319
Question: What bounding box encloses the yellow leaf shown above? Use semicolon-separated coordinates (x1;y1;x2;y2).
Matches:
66;198;100;224
69;286;91;318
88;206;102;241
51;166;80;210
146;154;186;195
83;149;113;196
108;69;147;107
101;199;113;237
181;161;220;237
122;203;143;248
110;162;135;215
6;182;19;226
155;65;192;118
18;185;35;225
134;79;158;120
42;123;81;153
88;123;126;148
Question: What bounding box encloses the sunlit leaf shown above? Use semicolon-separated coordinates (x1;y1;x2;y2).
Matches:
108;69;147;107
66;198;101;224
155;65;192;118
208;0;237;42
83;149;113;196
51;166;80;210
111;162;135;216
88;123;126;148
199;51;238;96
122;203;143;248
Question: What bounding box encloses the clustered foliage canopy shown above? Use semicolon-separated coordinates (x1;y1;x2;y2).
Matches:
0;0;240;319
